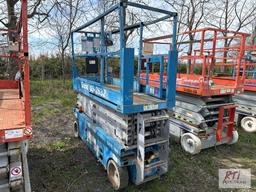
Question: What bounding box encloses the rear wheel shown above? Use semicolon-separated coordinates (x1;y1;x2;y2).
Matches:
73;121;79;138
181;133;202;155
228;130;239;145
107;159;128;190
241;116;256;133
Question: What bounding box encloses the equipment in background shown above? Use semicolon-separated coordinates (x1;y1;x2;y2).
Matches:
234;45;256;132
0;1;32;191
71;2;178;190
140;28;249;154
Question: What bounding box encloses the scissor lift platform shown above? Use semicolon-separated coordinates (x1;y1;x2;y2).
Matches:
0;1;32;191
139;28;249;154
71;1;178;190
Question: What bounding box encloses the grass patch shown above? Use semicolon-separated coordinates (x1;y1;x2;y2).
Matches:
31;80;76;108
33;107;62;124
31;80;76;124
50;140;67;150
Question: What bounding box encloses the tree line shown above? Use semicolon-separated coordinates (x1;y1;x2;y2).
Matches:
0;0;255;81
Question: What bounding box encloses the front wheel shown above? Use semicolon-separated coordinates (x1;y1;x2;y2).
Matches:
241;116;256;133
73;121;79;138
180;133;202;155
228;130;239;145
107;160;129;190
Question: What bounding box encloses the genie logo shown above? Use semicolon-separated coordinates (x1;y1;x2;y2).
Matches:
81;82;107;98
219;169;251;188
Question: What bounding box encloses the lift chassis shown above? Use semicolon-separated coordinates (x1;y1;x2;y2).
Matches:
234;91;256;132
169;93;238;155
73;94;170;188
71;2;178;190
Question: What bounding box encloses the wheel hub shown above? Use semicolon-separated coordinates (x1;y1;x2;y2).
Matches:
241;116;256;132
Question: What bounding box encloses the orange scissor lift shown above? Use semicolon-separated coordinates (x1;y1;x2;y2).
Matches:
234;44;256;132
0;1;32;191
139;28;249;154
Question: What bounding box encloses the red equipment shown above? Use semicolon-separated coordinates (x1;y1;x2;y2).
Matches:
139;28;250;154
141;27;250;96
0;1;32;191
0;0;31;143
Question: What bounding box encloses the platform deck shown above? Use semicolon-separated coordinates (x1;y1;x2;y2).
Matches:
0;89;25;130
106;84;163;105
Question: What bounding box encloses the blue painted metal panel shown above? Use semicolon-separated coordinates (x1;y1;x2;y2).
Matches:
137;23;144;92
159;56;164;99
100;18;105;83
74;108;126;167
166;50;178;104
120;48;134;106
77;111;87;142
172;16;178;51
148;57;160;63
74;77;121;105
145;62;150;95
166;15;178;104
71;33;78;80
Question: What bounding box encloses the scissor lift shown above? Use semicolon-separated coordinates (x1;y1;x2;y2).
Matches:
234;45;256;132
139;28;249;154
0;1;32;192
71;2;178;190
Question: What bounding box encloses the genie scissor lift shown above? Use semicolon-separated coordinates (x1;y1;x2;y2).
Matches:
0;1;32;192
234;45;256;132
71;2;178;190
140;28;250;154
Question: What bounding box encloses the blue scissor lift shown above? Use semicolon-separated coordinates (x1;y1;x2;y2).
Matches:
71;2;178;190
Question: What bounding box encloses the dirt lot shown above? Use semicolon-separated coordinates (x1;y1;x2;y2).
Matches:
29;80;256;192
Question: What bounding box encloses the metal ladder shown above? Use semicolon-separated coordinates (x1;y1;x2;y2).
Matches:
136;111;169;184
216;105;236;141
